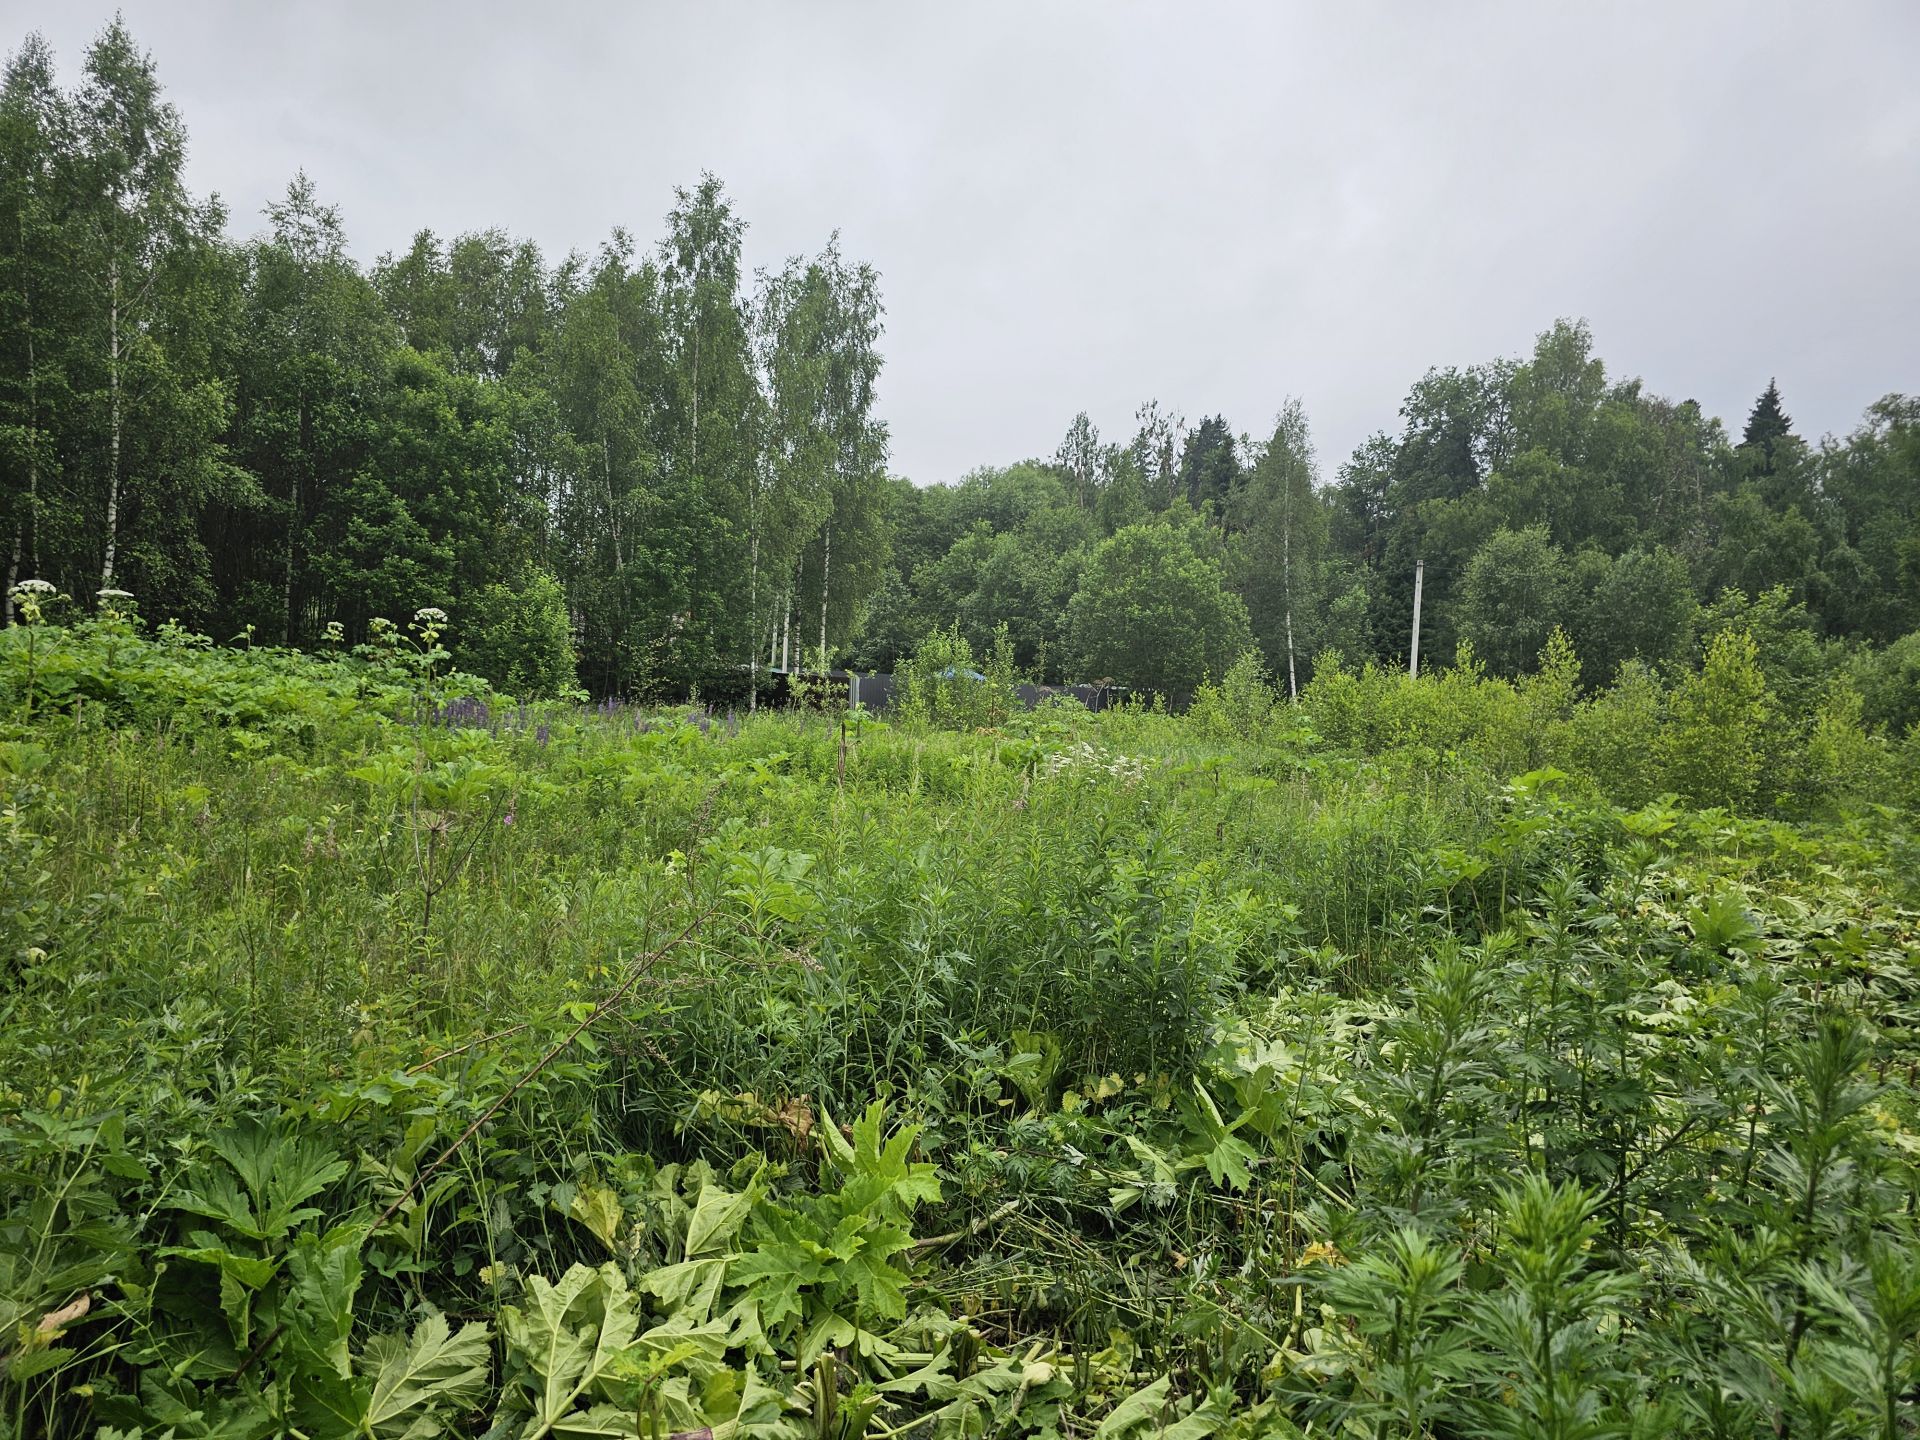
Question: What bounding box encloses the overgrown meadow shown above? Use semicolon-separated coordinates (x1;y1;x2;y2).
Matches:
2;610;1918;1440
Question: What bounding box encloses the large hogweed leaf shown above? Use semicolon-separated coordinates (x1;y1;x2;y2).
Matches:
285;1221;368;1384
360;1314;492;1437
170;1119;349;1243
731;1102;939;1367
819;1100;942;1217
493;1262;643;1439
684;1175;756;1260
290;1311;492;1439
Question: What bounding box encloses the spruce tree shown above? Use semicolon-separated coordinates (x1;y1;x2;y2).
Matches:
1742;378;1794;467
1179;414;1240;514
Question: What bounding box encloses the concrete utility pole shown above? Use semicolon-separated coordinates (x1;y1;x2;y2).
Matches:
1409;558;1425;679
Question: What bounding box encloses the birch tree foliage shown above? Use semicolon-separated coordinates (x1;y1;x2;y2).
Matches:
752;251;839;670
546;238;663;695
790;236;889;659
0;35;73;621
70;18;234;610
657;174;760;685
1230;399;1328;697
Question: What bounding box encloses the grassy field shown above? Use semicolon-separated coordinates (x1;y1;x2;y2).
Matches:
2;617;1917;1439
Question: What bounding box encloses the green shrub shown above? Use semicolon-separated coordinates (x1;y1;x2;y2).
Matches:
1566;660;1665;805
896;621;1016;730
459;568;578;698
1852;627;1920;736
1300;648;1365;748
1188;650;1277;742
1799;680;1889;812
1066;521;1252;696
1660;626;1776;810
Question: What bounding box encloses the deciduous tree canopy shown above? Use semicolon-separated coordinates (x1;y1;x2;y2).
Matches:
5;25;1919;713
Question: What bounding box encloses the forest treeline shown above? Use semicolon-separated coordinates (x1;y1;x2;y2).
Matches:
4;22;1918;724
1;23;888;699
873;358;1919;735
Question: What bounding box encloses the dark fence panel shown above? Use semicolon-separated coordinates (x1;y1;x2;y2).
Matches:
765;670;1127;716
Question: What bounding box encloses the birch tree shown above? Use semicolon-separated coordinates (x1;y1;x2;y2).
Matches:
0;35;73;621
659;175;758;688
790;236;888;665
752;252;837;692
72;19;231;608
1231;400;1328;698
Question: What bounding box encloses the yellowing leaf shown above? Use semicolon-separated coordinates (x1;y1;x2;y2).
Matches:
569;1182;625;1253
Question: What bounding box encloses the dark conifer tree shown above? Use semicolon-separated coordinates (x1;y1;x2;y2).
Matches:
1742;378;1794;468
1179;414;1239;515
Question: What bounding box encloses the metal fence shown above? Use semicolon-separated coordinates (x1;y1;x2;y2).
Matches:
764;669;1128;714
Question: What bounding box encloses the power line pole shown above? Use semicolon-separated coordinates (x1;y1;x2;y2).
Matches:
1409;558;1425;679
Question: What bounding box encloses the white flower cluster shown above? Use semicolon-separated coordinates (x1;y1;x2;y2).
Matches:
10;578;57;624
414;606;449;624
1041;741;1147;785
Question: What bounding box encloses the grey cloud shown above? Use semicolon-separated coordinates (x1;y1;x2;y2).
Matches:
11;0;1917;479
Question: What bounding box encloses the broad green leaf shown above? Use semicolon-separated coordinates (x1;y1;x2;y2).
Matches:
260;1134;351;1237
170;1168;266;1238
363;1313;491;1437
1094;1374;1173;1440
797;1308;857;1369
160;1240;282;1293
5;1341;78;1383
640;1257;728;1321
286;1222;368;1381
684;1179;753;1259
497;1263;643;1436
1161;1389;1234;1440
548;1402;637;1437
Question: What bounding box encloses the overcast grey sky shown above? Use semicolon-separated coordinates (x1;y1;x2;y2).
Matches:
8;2;1918;484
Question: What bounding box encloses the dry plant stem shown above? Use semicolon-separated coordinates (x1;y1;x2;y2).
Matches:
911;1198;1023;1251
405;1020;535;1074
232;1322;287;1380
371;903;715;1237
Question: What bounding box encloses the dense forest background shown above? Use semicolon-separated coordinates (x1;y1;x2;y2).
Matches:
4;23;1917;723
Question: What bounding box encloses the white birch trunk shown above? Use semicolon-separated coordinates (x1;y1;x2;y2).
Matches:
285;390;303;642
748;528;760;710
101;258;121;593
603;436;623;575
1282;470;1297;701
817;522;831;662
4;285;33;624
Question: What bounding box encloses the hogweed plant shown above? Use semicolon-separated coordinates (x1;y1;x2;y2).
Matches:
6;579;56;720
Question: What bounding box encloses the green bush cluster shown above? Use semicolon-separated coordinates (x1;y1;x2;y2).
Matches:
893;621;1018;731
1298;622;1907;818
0;619;1915;1438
